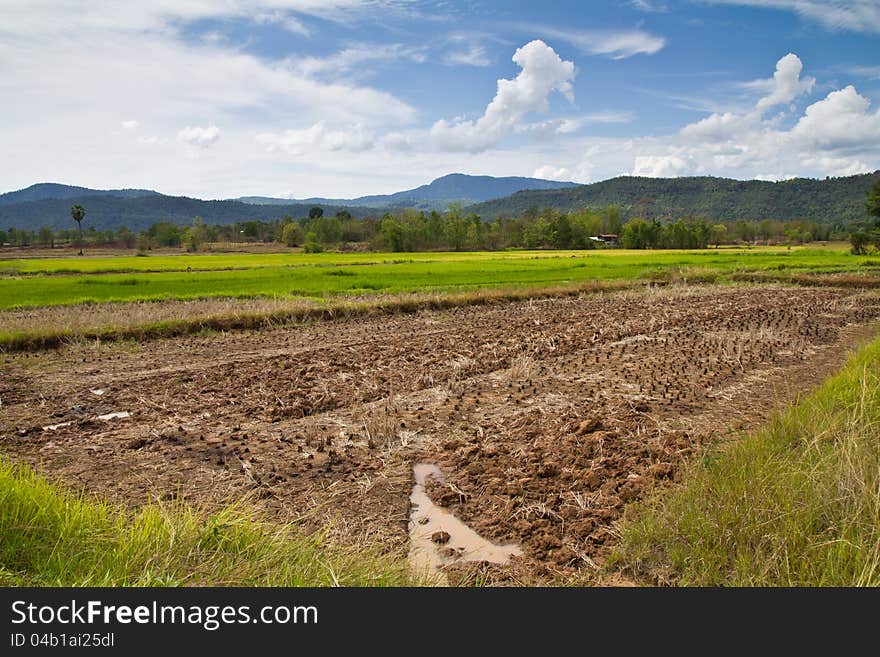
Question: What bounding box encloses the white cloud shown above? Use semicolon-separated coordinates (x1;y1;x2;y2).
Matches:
254;11;311;36
256;122;374;155
630;0;668;11
792;85;880;149
621;54;880;181
532;165;575;181
430;40;575;152
518;112;633;137
297;43;427;77
0;0;418;193
680;111;753;140
754;52;815;111
527;25;666;59
680;53;814;142
847;65;880;80
177;125;221;147
121;120;139;129
701;1;880;33
445;45;490;67
1;4;878;201
633;154;693;177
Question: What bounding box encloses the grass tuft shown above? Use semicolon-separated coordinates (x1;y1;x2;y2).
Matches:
0;460;418;586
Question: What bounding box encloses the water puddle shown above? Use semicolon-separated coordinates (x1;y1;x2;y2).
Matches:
42;421;73;431
97;411;130;421
408;463;522;580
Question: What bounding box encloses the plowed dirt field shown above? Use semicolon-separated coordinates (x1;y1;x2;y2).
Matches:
3;284;878;583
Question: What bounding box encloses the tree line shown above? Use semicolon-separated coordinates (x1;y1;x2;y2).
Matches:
0;203;852;252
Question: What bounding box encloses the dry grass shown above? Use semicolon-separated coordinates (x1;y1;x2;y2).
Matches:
0;280;634;352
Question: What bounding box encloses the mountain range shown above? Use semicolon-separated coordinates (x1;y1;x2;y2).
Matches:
1;171;878;232
237;173;579;209
470;172;880;224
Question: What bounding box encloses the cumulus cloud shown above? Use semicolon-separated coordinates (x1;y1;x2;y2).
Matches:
177;125;220;147
681;53;814;142
791;85;880;149
754;52;815;111
627;53;880;180
430;40;575;152
256;122;374;155
680;111;753;140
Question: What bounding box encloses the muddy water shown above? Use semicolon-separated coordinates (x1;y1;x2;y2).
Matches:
408;463;522;580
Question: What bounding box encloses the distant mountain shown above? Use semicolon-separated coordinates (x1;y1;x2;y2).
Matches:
467;172;880;224
237;173;581;210
0;183;159;206
3;172;877;232
0;194;372;232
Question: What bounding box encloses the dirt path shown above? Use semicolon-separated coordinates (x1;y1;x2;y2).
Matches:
2;284;879;583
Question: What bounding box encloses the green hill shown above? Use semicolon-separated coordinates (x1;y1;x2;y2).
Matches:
467;172;880;223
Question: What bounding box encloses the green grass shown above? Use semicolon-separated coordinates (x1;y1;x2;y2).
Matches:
611;332;880;586
0;459;418;586
0;249;666;275
0;247;875;310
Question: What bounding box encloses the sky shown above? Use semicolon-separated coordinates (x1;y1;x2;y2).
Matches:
1;0;879;199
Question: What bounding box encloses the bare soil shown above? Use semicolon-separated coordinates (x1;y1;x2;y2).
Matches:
2;284;878;584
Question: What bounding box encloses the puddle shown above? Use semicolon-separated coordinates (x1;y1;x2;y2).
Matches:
42;421;73;431
408;463;522;579
97;411;130;421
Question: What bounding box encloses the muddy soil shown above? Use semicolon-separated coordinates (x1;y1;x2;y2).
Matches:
2;284;879;584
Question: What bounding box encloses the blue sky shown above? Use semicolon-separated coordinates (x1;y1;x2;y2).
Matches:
1;1;879;198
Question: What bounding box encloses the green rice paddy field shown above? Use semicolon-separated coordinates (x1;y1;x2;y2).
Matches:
0;246;875;310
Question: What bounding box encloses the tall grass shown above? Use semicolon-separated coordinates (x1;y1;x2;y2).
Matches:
0;460;417;586
611;333;880;586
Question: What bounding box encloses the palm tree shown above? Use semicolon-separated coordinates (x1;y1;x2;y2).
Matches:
71;205;86;255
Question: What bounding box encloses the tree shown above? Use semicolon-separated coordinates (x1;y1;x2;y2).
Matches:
867;179;880;222
309;206;324;220
70;204;86;255
710;223;727;248
281;222;302;247
620;218;660;249
849;179;880;253
850;230;870;255
182;217;206;252
38;226;55;248
380;215;404;251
